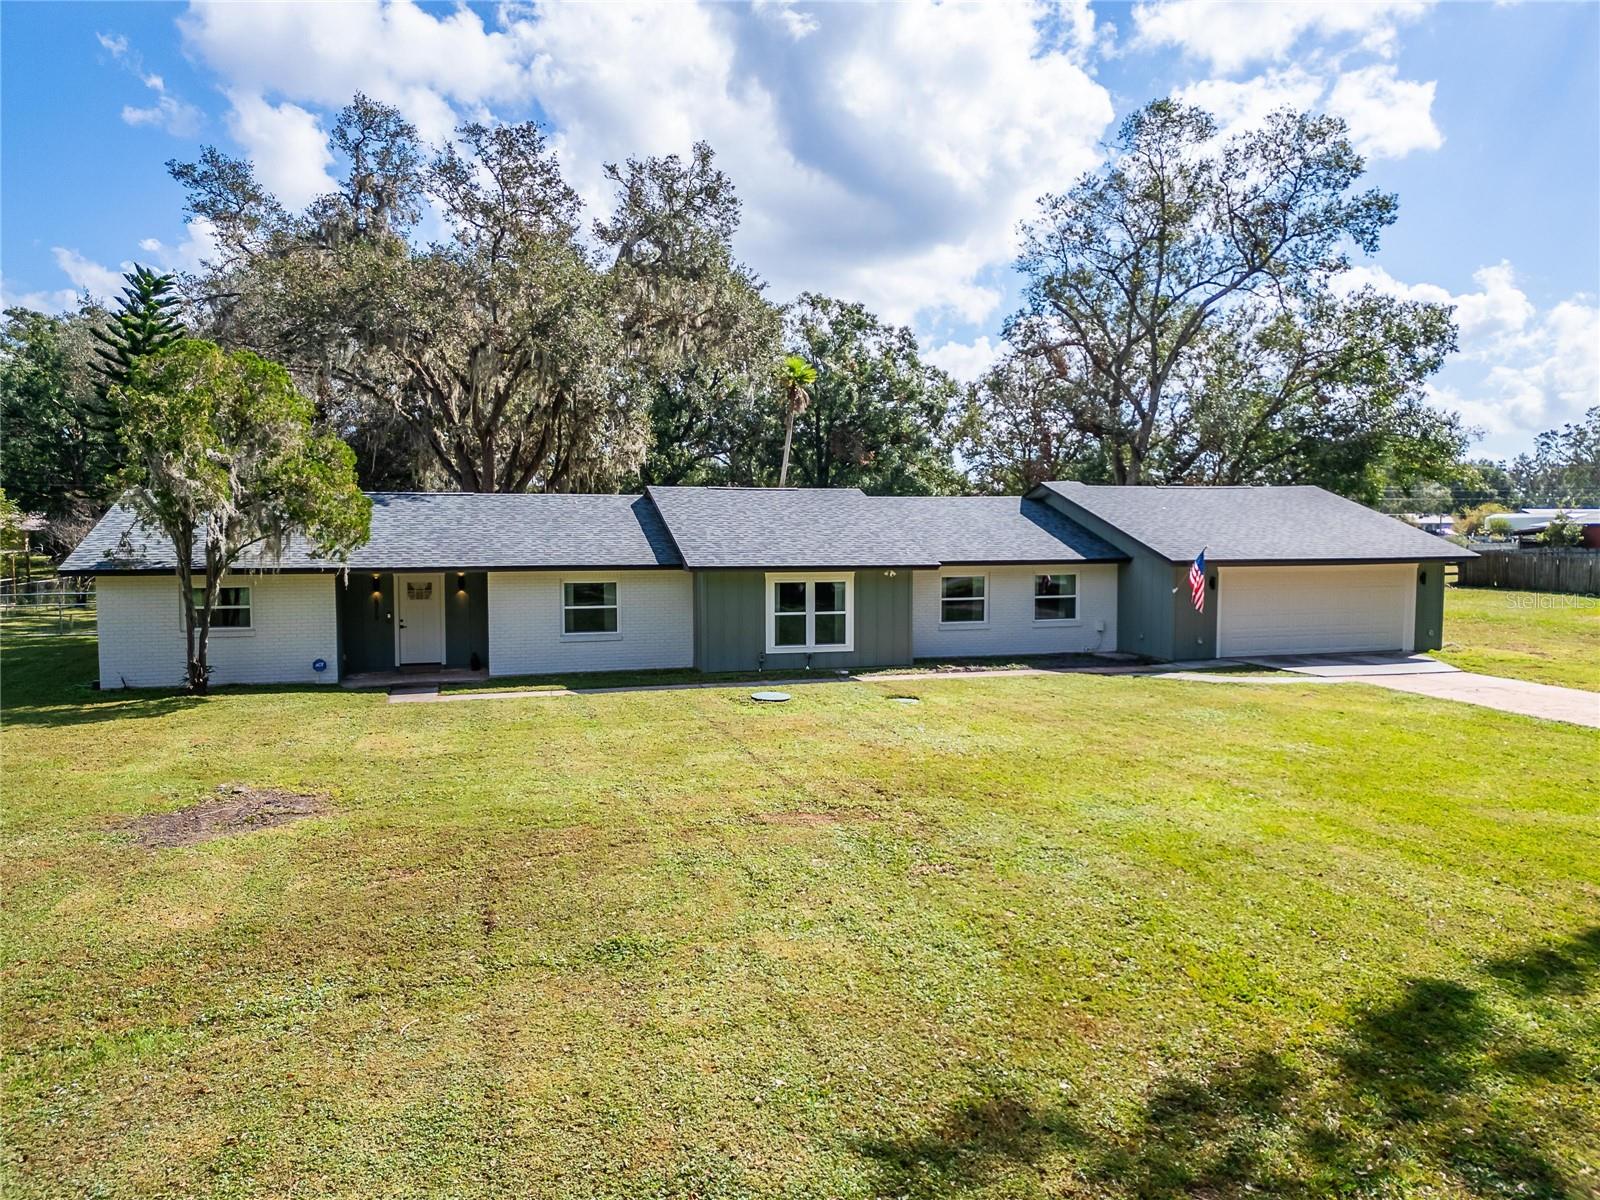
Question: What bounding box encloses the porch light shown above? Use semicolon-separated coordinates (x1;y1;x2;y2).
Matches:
457;573;467;591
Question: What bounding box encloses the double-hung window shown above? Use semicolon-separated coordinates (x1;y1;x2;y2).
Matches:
766;574;853;653
563;581;619;635
193;585;252;629
939;575;987;624
1033;573;1077;622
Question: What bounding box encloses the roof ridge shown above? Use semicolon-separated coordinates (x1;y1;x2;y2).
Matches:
365;490;645;499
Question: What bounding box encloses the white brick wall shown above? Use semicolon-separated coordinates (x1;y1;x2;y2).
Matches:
486;570;693;676
95;574;339;689
911;563;1118;659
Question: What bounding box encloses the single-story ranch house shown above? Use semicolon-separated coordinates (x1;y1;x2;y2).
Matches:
61;483;1473;689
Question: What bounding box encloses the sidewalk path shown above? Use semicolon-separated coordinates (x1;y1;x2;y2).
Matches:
389;655;1600;727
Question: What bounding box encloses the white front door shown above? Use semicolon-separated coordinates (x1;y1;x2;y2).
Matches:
396;573;446;664
1216;564;1414;657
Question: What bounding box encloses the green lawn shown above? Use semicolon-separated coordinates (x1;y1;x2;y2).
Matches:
1439;586;1600;691
2;632;1598;1199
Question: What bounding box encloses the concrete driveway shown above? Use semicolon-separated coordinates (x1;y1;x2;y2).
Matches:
1246;654;1600;728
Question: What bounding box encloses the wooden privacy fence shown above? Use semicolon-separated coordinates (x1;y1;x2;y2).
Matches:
1456;548;1600;595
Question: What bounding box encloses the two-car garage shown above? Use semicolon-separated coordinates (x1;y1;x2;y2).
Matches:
1029;482;1469;662
1215;563;1416;657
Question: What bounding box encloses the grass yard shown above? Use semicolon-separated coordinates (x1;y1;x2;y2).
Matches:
2;630;1598;1199
1438;586;1600;691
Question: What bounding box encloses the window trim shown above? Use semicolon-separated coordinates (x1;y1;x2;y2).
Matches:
1032;571;1080;625
937;572;989;628
560;577;623;641
764;572;855;654
182;580;255;637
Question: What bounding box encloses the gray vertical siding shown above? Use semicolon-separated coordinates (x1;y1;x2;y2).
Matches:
339;570;488;672
338;572;397;674
1113;553;1176;660
1034;490;1192;660
445;571;490;669
693;568;913;672
1414;563;1446;651
1170;562;1219;660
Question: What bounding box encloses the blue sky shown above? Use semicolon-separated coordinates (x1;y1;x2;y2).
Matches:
3;0;1596;460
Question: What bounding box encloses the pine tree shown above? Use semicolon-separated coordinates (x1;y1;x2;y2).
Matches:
92;265;184;389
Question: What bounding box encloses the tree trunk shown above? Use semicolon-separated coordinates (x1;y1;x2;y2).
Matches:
778;409;796;488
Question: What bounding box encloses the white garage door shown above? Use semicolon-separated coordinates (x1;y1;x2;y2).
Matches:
1217;564;1415;657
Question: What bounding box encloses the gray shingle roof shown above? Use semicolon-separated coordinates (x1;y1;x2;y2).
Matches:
1036;481;1474;563
872;496;1126;565
645;486;1126;568
645;486;932;568
59;493;682;574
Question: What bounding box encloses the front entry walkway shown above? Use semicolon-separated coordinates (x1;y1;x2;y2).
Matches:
342;667;489;690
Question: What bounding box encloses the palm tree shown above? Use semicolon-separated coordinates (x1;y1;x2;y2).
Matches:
776;354;817;488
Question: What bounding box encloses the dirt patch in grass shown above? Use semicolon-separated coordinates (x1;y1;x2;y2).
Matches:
753;808;876;827
123;784;330;849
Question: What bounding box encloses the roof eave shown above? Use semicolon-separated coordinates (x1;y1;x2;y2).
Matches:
1200;553;1477;566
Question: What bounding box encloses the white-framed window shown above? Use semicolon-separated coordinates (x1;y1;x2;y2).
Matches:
562;580;619;636
765;573;854;653
1033;573;1078;622
192;585;252;629
939;574;987;625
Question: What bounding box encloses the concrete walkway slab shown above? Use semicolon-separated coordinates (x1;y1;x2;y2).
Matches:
379;653;1598;728
1360;671;1600;728
1246;653;1460;678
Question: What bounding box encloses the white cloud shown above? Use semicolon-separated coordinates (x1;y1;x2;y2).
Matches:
516;1;1111;324
174;0;1112;330
1177;67;1326;133
179;0;535;145
925;336;1004;383
1133;0;1432;74
137;218;220;275
1176;62;1441;161
223;92;336;211
121;92;204;138
0;278;84;314
97;30;204;137
11;222;220;315
754;0;818;40
1341;262;1599;449
1325;64;1441;158
51;248;128;302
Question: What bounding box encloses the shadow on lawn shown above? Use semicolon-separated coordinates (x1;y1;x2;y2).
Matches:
854;926;1599;1199
0;631;353;727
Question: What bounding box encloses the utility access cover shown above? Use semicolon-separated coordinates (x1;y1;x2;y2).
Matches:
750;691;792;703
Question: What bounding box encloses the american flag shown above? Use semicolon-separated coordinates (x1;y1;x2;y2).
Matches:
1188;549;1207;613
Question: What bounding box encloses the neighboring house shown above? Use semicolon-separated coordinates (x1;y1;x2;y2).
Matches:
61;483;1472;689
1486;508;1600;548
1404;513;1457;537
